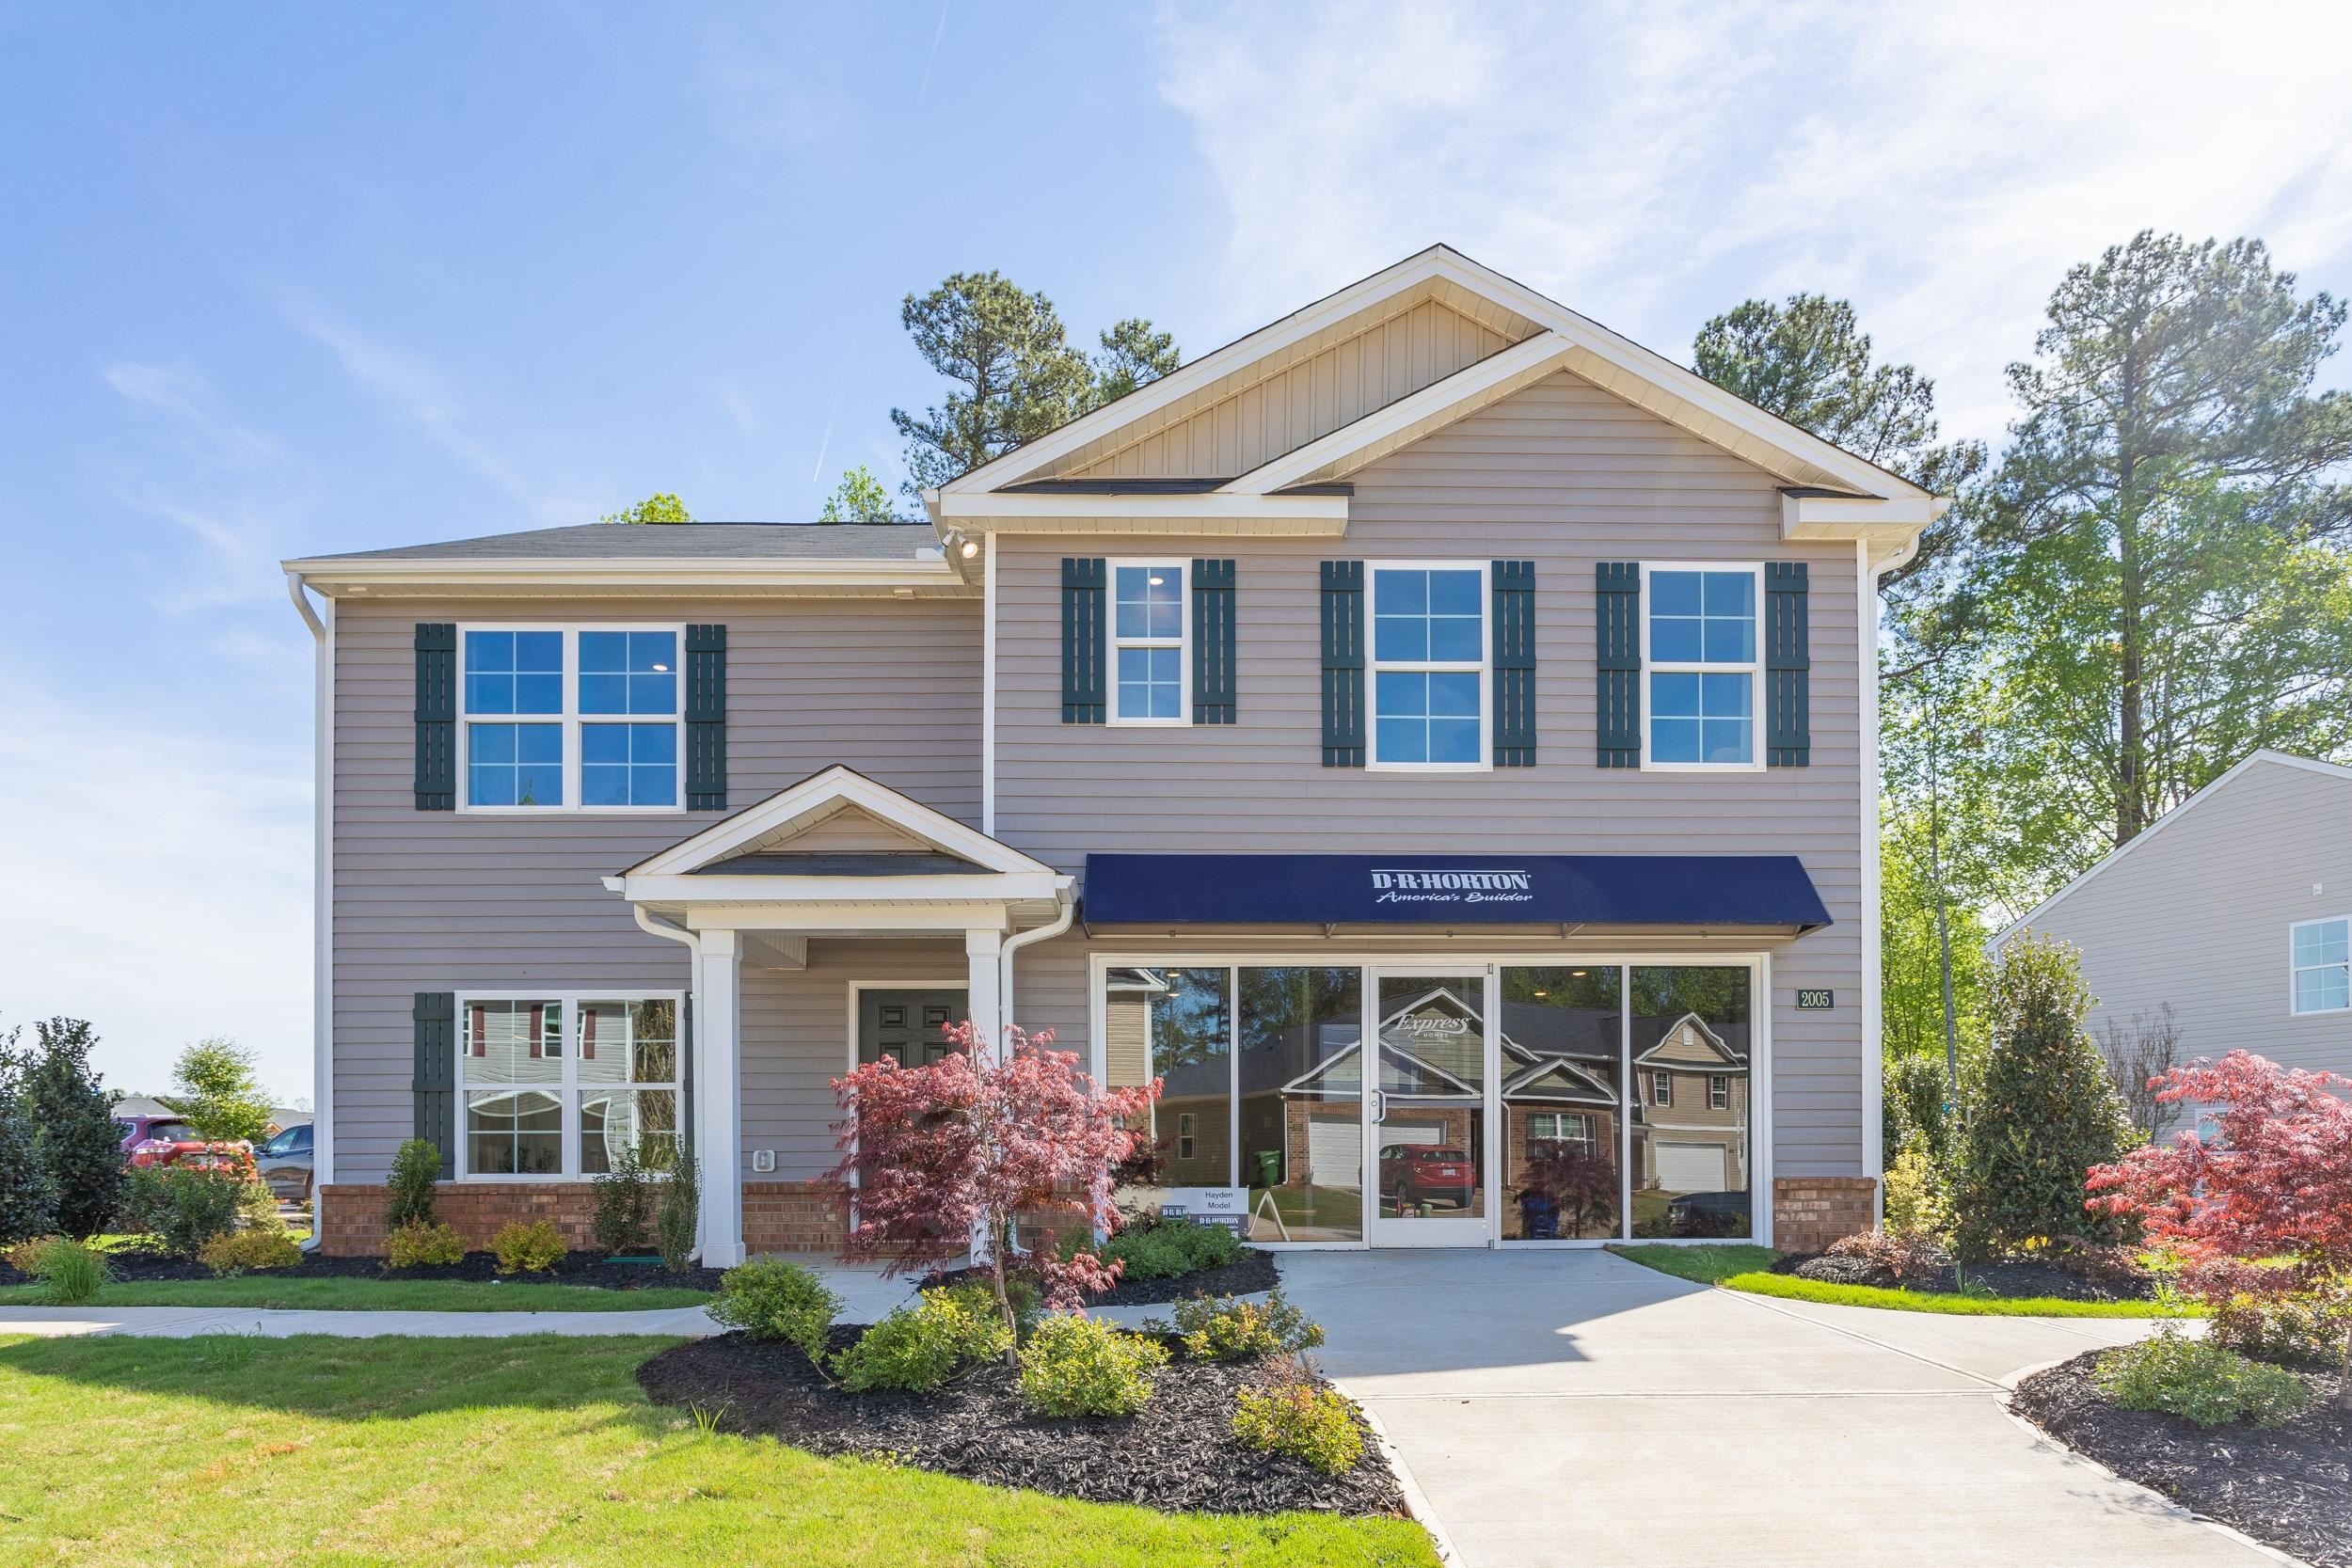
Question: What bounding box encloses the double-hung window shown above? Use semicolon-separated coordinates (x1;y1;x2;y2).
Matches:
460;626;682;810
1371;562;1487;768
459;994;684;1177
1643;564;1761;768
1527;1110;1597;1158
1110;561;1188;722
1651;1069;1673;1108
1708;1074;1729;1110
2291;916;2350;1014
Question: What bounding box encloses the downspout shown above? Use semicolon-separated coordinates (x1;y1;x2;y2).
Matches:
285;571;333;1251
1858;522;1928;1228
628;898;707;1248
997;882;1075;1030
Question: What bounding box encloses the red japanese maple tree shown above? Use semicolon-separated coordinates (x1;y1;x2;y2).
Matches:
829;1020;1159;1352
2086;1050;2352;1405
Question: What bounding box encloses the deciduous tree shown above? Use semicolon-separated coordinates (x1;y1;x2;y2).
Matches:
2088;1051;2352;1407
600;493;692;525
816;465;900;522
829;1021;1159;1354
171;1037;273;1147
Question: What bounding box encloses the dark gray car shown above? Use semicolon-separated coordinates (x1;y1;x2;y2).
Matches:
255;1123;314;1202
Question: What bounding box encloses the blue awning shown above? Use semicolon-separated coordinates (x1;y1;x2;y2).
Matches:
1082;853;1832;931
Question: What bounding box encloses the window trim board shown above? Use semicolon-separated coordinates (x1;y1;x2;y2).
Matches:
1104;557;1193;726
1366;558;1493;774
2289;913;2352;1016
1637;562;1766;773
455;623;688;815
453;989;687;1180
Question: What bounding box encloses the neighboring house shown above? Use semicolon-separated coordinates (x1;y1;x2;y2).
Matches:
282;245;1940;1259
1993;750;2352;1085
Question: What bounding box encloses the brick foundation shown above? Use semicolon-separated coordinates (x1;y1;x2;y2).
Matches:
1771;1175;1877;1253
318;1180;849;1258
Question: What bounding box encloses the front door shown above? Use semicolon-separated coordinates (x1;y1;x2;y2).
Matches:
857;989;969;1068
1367;970;1494;1246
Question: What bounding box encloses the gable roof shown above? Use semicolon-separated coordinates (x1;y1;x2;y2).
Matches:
621;765;1056;880
1991;750;2352;952
930;245;1942;547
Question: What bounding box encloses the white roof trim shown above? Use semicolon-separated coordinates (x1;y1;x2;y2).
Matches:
287;557;967;598
1989;750;2352;952
1632;1012;1745;1069
943;245;1936;511
622;765;1058;879
930;491;1349;537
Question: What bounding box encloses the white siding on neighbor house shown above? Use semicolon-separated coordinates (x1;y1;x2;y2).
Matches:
2013;757;2352;1080
995;370;1874;1178
1069;300;1519;480
329;596;980;1181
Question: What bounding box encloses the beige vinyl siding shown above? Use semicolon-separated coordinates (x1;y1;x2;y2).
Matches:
1070;301;1517;480
995;370;1870;1177
757;806;930;854
330;595;980;1181
2014;757;2352;1079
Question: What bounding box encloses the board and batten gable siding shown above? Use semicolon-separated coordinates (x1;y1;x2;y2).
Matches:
1068;299;1518;480
994;369;1871;1178
2015;756;2352;1080
329;595;980;1181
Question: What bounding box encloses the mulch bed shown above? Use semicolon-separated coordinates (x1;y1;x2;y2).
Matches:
1775;1251;2155;1303
926;1248;1281;1307
638;1328;1407;1517
0;1248;723;1292
2011;1349;2351;1568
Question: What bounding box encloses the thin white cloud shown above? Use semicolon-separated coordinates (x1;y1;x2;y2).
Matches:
1152;0;2352;446
0;692;311;1101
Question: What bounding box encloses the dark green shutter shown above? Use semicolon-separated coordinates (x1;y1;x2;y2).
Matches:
1492;560;1535;767
414;624;455;810
1061;558;1106;723
1596;563;1641;768
685;625;727;810
1191;558;1235;724
413;991;455;1178
1766;562;1811;767
1320;560;1365;767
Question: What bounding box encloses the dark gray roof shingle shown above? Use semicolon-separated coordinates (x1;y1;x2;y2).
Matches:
295;522;939;564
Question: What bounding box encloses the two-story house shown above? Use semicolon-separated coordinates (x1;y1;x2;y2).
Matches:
283;247;1940;1261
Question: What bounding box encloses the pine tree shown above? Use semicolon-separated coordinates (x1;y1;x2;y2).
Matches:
1953;933;2134;1259
23;1018;125;1239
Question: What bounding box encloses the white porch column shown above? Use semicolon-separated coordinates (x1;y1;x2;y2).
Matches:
965;927;1005;1063
696;929;746;1267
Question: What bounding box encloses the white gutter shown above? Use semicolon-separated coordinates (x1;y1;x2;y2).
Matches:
998;886;1075;1035
284;571;333;1249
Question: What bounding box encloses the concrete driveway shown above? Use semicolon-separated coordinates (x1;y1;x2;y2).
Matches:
1279;1249;2280;1568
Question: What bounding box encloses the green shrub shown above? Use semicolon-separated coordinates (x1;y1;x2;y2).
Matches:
24;1237;108;1306
1098;1219;1244;1281
2094;1328;2312;1428
1017;1313;1168;1418
385;1219;467;1268
0;1068;57;1247
489;1219;566;1275
21;1019;129;1240
4;1236;58;1274
708;1260;842;1367
655;1151;699;1275
2211;1291;2352;1367
1232;1382;1363;1475
833;1286;1013;1392
592;1146;656;1257
119;1165;248;1258
1953;934;2134;1259
386;1139;439;1229
199;1227;303;1275
1882;1136;1950;1239
1167;1288;1325;1361
1883;1051;1958;1165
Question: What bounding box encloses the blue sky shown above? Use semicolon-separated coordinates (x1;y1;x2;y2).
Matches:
7;2;2352;1100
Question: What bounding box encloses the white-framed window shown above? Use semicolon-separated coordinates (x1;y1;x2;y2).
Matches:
1641;563;1762;770
1527;1111;1597;1157
2291;916;2350;1014
459;626;684;812
1370;561;1489;770
457;993;684;1178
1176;1111;1198;1161
1708;1074;1729;1110
1651;1069;1673;1107
1109;560;1189;723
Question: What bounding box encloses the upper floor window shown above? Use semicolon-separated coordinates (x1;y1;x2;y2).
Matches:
460;626;681;811
1111;561;1187;723
1644;565;1759;769
1371;562;1487;769
1651;1069;1673;1107
1708;1074;1729;1110
2291;916;2350;1014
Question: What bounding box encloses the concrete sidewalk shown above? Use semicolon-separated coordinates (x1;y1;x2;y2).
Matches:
1279;1249;2278;1568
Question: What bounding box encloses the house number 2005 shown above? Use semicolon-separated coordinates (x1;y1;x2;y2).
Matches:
1795;989;1835;1010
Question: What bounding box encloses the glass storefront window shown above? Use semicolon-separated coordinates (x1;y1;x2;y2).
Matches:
1239;967;1362;1242
1499;966;1623;1241
1629;966;1754;1238
1374;974;1487;1230
1102;968;1232;1217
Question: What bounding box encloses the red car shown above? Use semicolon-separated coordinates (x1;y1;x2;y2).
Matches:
121;1117;253;1177
1380;1144;1477;1212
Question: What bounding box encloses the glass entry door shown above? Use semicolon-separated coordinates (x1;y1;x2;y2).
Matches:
1367;971;1493;1246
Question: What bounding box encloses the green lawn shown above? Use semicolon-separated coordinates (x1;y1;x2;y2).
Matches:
1610;1243;2196;1319
0;1277;712;1312
0;1334;1437;1567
